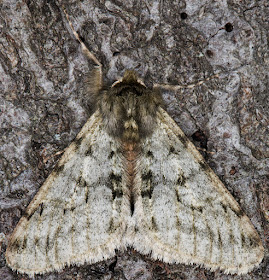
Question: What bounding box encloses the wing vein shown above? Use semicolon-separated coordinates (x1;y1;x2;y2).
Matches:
192;208;197;257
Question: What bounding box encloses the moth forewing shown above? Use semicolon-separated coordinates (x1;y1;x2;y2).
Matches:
5;111;130;276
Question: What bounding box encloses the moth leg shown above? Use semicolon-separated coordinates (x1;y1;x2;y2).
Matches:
153;73;219;91
61;5;103;90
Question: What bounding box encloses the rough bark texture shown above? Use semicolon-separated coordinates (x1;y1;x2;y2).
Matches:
0;0;268;279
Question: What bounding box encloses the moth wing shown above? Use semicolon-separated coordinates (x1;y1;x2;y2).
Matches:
6;111;129;276
132;108;264;274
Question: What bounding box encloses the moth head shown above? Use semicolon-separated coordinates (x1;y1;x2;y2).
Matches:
98;70;163;142
111;70;146;88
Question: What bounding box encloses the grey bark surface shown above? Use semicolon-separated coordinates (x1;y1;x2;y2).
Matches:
0;0;268;279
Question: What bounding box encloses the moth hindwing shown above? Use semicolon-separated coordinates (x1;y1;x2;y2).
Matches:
5;6;264;278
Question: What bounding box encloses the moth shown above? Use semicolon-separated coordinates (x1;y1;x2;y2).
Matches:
5;7;264;278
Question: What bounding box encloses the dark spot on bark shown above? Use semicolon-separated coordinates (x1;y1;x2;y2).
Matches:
206;49;214;58
113;51;120;56
63;209;66;215
180;12;188;19
99;18;111;25
78;33;85;43
225;22;233;32
152;217;158;231
31;140;42;151
229;166;237;175
192;130;208;150
10;189;25;199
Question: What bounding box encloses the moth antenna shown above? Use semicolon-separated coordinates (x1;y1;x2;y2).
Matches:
153;73;219;91
61;6;102;68
60;2;103;101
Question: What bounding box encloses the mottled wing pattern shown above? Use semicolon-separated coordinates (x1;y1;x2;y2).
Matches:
132;108;264;274
6;111;129;276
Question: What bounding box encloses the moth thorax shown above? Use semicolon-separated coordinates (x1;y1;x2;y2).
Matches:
99;70;163;141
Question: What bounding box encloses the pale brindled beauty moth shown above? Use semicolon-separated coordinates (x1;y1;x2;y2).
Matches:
5;2;264;277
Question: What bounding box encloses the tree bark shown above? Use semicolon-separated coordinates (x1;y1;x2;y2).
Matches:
0;0;268;279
